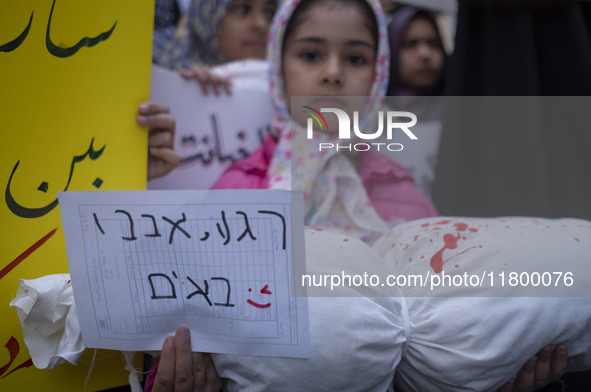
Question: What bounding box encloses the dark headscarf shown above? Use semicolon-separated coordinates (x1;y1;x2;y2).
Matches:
386;6;447;96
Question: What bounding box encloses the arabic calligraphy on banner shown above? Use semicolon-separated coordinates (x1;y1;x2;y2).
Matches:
1;0;153;390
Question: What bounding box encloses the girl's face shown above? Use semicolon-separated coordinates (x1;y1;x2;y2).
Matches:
282;2;377;105
219;0;277;61
398;16;443;90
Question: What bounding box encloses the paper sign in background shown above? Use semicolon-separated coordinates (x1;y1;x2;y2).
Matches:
148;62;274;190
1;0;153;390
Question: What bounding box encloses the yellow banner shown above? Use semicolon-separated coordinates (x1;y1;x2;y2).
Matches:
1;0;153;389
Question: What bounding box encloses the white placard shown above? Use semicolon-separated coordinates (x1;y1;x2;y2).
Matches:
58;189;309;358
148;61;274;190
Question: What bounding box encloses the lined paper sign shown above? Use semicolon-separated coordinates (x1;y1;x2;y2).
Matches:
58;190;309;358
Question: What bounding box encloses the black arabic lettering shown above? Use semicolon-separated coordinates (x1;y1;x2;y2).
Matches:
0;12;33;53
46;0;117;58
5;138;105;219
179;114;271;167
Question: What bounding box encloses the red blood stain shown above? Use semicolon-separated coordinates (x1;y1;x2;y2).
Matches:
421;223;430;228
420;256;424;259
436;220;451;225
314;228;323;231
469;228;478;233
574;237;580;242
391;243;396;248
1;228;58;280
454;265;459;268
409;258;412;262
403;244;409;251
430;234;460;273
413;235;419;242
454;223;468;231
344;239;349;242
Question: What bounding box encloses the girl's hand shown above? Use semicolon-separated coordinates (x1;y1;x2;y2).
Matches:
498;344;569;392
137;102;181;180
180;65;232;96
153;327;223;392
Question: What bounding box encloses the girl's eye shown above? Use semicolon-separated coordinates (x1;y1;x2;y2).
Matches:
347;55;366;65
402;40;418;49
300;50;320;62
232;4;250;15
428;39;440;49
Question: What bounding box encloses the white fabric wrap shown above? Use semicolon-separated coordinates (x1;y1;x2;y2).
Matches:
214;229;409;392
9;273;85;369
373;216;591;392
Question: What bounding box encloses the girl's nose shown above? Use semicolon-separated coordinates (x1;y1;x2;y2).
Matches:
417;42;433;59
251;11;268;31
322;57;342;85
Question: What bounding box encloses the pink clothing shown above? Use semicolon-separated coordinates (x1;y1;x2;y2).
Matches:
212;134;438;224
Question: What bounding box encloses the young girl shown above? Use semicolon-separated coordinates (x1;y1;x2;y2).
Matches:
212;0;438;244
157;0;278;94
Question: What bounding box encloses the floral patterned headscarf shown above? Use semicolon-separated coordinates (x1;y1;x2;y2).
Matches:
157;0;234;69
266;0;393;242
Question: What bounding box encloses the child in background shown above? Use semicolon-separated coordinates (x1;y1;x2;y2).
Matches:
212;0;438;243
157;0;278;94
387;6;446;97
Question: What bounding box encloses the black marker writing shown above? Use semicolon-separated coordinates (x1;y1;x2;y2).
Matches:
141;214;161;238
162;213;191;244
5;138;105;219
46;0;117;58
0;12;33;53
148;273;177;299
115;209;137;241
